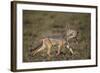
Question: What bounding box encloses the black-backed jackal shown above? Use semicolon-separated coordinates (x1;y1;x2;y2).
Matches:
30;28;78;57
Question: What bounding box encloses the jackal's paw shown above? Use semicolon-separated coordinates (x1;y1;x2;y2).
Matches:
56;53;60;56
47;54;52;57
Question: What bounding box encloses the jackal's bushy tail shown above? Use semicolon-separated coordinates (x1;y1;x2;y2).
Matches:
30;39;46;56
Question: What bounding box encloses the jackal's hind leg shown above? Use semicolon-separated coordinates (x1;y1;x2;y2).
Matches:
56;45;62;56
32;43;46;56
47;45;52;57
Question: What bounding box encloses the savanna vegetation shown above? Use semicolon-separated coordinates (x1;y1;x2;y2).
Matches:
23;10;91;62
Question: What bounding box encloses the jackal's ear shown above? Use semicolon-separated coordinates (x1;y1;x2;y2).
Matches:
65;24;70;32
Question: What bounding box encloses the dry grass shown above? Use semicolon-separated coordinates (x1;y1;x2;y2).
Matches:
23;10;91;62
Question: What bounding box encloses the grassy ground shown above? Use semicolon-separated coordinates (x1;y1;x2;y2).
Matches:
23;10;91;62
